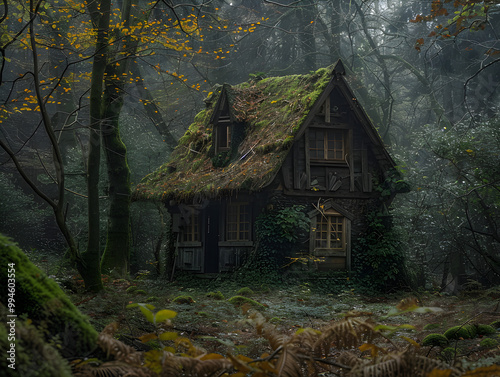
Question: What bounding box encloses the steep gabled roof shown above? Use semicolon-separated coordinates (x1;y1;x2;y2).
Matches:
133;61;395;202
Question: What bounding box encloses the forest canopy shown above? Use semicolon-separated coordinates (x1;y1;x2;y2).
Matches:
0;0;499;289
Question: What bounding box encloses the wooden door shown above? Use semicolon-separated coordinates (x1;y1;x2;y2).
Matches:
204;204;220;273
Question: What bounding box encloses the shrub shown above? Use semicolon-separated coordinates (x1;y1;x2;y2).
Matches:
126;286;138;293
351;212;407;291
444;325;475;340
423;323;441;331
228;296;265;309
135;289;147;295
206;291;225;300
476;324;496;335
422;334;448;348
480;338;498;348
462;279;483;291
236;287;254;297
172;295;195;304
440;347;457;361
490;320;500;329
465;324;478;338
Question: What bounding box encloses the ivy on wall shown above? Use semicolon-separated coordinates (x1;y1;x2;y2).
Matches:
351;211;408;291
238;205;310;284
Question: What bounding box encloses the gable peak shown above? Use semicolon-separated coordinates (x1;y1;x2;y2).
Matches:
331;59;345;76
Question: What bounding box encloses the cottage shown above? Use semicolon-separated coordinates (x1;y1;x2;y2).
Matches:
133;60;407;274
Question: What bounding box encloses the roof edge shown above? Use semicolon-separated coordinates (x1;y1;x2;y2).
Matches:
331;59;346;76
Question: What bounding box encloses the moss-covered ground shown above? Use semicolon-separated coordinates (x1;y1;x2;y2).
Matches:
9;246;500;372
57;272;500;369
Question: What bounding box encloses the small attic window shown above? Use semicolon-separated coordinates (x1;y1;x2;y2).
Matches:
216;120;231;152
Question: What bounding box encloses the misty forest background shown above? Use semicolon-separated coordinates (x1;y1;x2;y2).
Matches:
1;0;499;292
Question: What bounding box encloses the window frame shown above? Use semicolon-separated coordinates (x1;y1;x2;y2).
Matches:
225;202;251;242
181;212;201;244
216;121;232;152
314;210;345;253
308;128;347;162
309;205;351;261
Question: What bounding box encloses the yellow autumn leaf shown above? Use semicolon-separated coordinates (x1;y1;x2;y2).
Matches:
427;369;452;377
200;353;225;360
359;343;382;358
155;309;177;322
138;304;155;323
462;364;500;376
139;333;158;343
159;331;178;341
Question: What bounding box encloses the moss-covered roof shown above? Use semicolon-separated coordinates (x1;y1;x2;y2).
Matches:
133;63;372;202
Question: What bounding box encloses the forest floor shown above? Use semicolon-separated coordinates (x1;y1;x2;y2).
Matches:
62;273;500;370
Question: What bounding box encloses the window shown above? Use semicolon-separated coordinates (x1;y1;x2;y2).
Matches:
217;123;231;151
314;210;345;251
309;129;345;161
226;203;250;241
182;213;200;242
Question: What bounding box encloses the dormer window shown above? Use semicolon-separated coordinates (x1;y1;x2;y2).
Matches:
309;128;346;161
215;119;231;153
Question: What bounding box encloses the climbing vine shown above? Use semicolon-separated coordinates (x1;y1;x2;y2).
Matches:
352;211;408;291
238;205;310;285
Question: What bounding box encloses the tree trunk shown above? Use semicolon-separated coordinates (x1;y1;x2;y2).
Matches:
99;0;138;275
82;0;114;292
99;78;131;274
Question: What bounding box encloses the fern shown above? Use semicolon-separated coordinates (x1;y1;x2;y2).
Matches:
346;351;462;377
314;315;382;356
98;322;143;366
73;360;149;377
158;355;232;377
73;306;500;377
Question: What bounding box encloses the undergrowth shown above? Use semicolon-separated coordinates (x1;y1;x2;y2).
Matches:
71;296;500;377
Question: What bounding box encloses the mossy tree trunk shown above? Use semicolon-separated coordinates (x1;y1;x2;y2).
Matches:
82;0;114;292
99;0;139;275
100;75;131;274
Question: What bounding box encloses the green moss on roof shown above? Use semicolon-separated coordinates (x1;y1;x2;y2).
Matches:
133;67;333;202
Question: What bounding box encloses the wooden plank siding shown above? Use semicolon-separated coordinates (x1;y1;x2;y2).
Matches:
154;61;402;274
